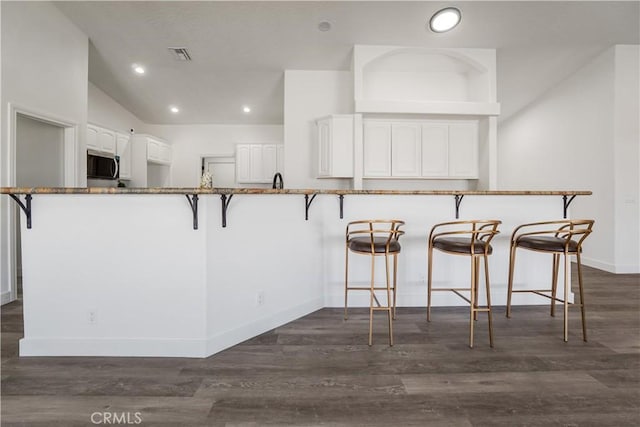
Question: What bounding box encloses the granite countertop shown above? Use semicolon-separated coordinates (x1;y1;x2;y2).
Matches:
0;187;592;196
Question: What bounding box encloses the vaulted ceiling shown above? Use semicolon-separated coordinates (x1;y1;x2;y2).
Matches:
53;1;639;125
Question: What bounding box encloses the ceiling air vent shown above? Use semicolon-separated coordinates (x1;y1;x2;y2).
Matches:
168;47;192;61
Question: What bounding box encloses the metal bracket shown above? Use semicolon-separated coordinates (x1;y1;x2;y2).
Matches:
454;194;464;219
9;194;32;229
185;194;199;230
304;194;317;221
221;194;233;228
339;195;344;219
563;194;577;219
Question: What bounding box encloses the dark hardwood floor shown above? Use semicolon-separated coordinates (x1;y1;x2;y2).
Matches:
1;265;639;426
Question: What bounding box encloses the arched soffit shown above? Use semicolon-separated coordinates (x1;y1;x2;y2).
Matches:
362;48;487;74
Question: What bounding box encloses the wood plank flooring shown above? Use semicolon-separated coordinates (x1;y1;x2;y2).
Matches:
1;265;639;426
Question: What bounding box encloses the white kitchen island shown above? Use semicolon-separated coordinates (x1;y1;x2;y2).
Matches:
1;187;590;357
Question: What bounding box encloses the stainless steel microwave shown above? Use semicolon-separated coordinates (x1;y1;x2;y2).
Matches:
87;150;119;180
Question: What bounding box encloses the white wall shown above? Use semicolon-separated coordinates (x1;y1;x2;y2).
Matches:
613;45;640;273
1;1;88;303
284;70;354;190
88;82;148;135
498;45;640;273
145;124;283;187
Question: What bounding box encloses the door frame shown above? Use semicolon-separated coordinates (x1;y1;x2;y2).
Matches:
4;103;79;303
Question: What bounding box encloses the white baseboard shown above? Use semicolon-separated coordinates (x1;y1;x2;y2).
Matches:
19;337;209;358
581;256;640;274
1;291;13;305
206;297;324;356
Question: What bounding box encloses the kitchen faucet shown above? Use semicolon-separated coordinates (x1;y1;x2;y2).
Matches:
272;172;284;189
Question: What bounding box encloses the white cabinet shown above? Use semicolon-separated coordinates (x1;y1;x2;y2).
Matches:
236;143;284;184
115;132;132;180
421;124;449;177
364;119;478;179
87;124;116;154
147;138;172;165
391;123;421;177
316;115;354;178
363;121;392;177
448;123;478;178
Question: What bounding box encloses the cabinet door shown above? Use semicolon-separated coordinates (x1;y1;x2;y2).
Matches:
363;122;391;177
262;144;278;181
317;120;331;177
159;143;172;164
116;133;131;179
235;144;251;183
391;123;421;177
276;144;284;174
87;125;100;150
448;123;478;178
249;144;264;182
421;124;449;177
98;128;116;154
147;139;160;161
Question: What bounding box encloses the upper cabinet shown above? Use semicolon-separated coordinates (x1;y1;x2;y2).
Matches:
353;46;500;116
236;143;284;184
87;124;116;154
316;115;354;178
364;119;478;179
146;137;172;165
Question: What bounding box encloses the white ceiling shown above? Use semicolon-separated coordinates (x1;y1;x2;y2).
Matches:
53;1;639;125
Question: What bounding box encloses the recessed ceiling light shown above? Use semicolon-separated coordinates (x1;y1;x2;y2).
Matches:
429;7;461;33
170;106;179;113
242;106;251;113
132;64;145;74
318;21;332;32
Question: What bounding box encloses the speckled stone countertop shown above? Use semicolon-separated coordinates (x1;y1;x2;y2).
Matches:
1;187;592;196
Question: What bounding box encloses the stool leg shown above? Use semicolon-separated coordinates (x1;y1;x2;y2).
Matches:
484;254;494;348
427;244;433;322
576;251;587;342
563;252;569;342
369;254;375;346
344;246;349;320
392;253;398;320
469;256;476;349
551;253;559;317
473;256;480;321
506;244;517;318
385;253;393;346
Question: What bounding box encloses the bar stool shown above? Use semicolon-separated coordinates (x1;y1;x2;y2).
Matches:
506;219;594;342
344;220;405;346
427;220;501;348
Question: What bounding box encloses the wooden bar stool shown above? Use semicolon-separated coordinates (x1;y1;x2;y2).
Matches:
427;220;501;348
506;219;594;342
344;220;405;346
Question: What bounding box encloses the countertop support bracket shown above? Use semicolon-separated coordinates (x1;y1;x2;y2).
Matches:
563;195;577;219
454;194;464;219
9;194;32;229
339;195;344;219
185;194;199;230
221;194;233;228
305;194;317;221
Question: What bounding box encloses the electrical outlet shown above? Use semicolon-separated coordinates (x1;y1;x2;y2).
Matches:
256;291;265;306
88;310;97;324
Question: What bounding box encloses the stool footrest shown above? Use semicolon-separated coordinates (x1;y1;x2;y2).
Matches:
514;289;584;306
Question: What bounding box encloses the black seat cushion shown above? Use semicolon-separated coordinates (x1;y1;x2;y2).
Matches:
516;236;579;253
348;237;401;254
432;237;492;255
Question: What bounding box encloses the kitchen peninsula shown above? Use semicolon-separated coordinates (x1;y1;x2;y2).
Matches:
2;187;590;358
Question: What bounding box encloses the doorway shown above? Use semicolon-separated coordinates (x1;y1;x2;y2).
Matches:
14;114;65;296
4;105;78;305
202;156;237;188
